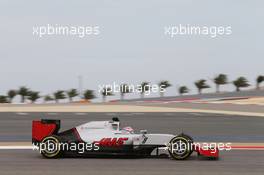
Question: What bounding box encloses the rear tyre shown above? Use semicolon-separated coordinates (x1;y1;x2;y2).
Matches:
40;135;62;159
168;134;193;160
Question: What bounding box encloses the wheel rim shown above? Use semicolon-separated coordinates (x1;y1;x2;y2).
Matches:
169;136;192;160
172;140;188;155
40;136;60;158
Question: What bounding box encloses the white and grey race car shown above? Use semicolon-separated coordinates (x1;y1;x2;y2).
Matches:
32;117;219;160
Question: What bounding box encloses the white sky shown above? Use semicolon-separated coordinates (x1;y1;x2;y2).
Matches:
0;0;263;102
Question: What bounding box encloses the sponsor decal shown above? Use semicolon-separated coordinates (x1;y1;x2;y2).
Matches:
95;137;128;147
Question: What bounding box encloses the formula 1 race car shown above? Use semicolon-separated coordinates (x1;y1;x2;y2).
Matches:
32;118;219;160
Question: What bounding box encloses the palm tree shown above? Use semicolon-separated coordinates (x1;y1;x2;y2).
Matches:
213;74;228;93
83;90;96;101
67;89;78;102
0;96;8;103
7;90;17;103
256;75;264;90
101;87;113;102
53;90;66;103
233;77;250;91
195;79;210;94
120;84;131;100
138;82;151;99
44;95;54;103
28;91;40;103
178;86;189;96
17;86;30;103
158;80;171;97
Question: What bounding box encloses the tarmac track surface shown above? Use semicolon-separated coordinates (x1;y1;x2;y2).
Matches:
0;150;263;175
1;112;264;142
113;102;264;113
0;112;264;175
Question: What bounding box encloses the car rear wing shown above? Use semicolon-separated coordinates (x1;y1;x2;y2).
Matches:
32;119;60;144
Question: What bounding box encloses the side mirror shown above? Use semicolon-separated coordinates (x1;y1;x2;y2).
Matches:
112;117;119;122
140;130;147;134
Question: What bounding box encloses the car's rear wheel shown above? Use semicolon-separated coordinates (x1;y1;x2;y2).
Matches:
40;135;62;158
168;133;193;160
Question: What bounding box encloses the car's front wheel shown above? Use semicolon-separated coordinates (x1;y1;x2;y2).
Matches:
40;135;62;158
168;134;193;160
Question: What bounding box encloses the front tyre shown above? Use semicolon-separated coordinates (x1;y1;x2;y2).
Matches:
40;135;62;159
168;134;193;160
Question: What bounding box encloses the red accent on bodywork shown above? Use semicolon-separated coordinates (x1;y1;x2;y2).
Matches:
72;128;83;142
194;145;219;158
32;121;56;142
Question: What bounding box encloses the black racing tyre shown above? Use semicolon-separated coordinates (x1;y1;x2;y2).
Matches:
40;135;62;159
168;133;193;160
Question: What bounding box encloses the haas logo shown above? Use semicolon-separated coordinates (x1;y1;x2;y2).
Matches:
95;137;128;147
